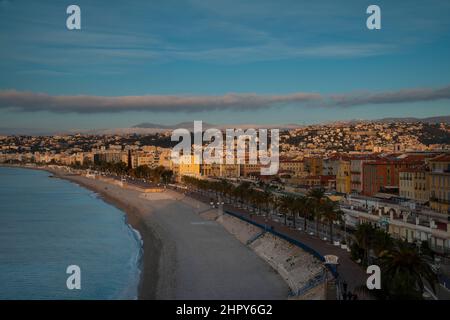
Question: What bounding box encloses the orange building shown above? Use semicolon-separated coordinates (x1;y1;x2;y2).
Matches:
362;156;426;196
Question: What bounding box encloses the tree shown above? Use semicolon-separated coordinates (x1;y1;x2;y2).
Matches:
294;196;311;232
352;223;377;266
278;195;294;225
236;182;251;208
320;198;344;243
161;169;173;184
378;241;437;300
262;189;273;217
307;188;326;236
219;179;233;203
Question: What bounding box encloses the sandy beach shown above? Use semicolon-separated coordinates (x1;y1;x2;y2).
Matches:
43;168;289;299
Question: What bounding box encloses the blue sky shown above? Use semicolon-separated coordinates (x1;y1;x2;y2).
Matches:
0;0;450;132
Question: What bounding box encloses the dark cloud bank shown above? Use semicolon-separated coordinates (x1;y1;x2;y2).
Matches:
0;85;449;114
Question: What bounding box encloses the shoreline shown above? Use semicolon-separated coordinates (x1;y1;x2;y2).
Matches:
1;164;291;300
0;164;163;299
48;168;164;300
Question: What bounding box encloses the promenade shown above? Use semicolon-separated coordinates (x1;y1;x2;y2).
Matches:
186;190;369;297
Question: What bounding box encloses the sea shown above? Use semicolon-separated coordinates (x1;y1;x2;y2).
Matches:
0;167;142;299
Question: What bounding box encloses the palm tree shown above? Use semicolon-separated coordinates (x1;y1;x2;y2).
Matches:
231;186;240;205
294;196;312;232
353;223;377;265
161;169;173;184
307;188;326;236
320;198;343;243
220;179;233;203
278;195;295;225
262;190;273;217
236;182;251;208
378;241;438;300
372;228;394;256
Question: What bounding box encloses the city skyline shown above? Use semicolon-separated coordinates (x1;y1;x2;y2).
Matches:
2;0;450;304
1;0;450;131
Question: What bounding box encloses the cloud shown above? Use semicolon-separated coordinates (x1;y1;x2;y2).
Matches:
0;90;320;113
329;85;450;107
1;84;450;114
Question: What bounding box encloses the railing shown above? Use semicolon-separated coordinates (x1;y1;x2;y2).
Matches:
246;230;266;245
288;270;327;297
439;274;450;290
224;209;338;278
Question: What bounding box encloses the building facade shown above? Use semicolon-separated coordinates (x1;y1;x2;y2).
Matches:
429;154;450;214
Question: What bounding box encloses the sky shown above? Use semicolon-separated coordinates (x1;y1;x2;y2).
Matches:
0;0;450;133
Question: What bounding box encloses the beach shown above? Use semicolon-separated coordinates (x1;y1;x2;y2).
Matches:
45;168;289;299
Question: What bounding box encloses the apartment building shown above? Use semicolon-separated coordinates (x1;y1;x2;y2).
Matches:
175;155;201;179
429;154;450;214
336;159;351;194
342;195;450;254
279;159;305;178
362;156;426;196
304;157;323;176
399;166;429;204
350;155;379;193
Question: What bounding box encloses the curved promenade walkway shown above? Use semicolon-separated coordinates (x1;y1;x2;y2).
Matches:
186;190;369;298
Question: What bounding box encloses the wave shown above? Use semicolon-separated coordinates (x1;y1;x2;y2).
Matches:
119;217;144;300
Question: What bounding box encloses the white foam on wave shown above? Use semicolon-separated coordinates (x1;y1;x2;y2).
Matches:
120;217;144;300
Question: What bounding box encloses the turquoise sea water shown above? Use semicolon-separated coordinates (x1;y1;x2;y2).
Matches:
0;167;142;299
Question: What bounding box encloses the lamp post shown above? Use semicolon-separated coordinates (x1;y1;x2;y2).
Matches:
343;215;348;245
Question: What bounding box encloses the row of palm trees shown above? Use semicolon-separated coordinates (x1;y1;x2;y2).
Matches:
72;161;174;184
181;176;344;243
352;223;438;300
182;176;439;300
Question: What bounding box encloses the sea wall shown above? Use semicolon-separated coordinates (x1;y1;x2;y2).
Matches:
217;213;326;299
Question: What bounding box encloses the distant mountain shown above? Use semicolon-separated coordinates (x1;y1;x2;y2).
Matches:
319;115;450;126
132;122;301;131
2;115;448;136
376;115;450;124
132;122;216;130
0;127;55;136
131;122;169;129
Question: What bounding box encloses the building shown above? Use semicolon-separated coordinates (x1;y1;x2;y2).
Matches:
279;159;305;178
362;157;426;196
175;155;201;179
130;151;156;168
220;163;240;178
399;166;429;204
322;155;340;176
93;150;124;164
304;157;323;176
201;163;240;178
158;149;172;169
342;195;450;254
302;175;335;190
240;163;262;177
350;155;379;194
336;159;351;194
201;163;222;177
429;154;450;214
